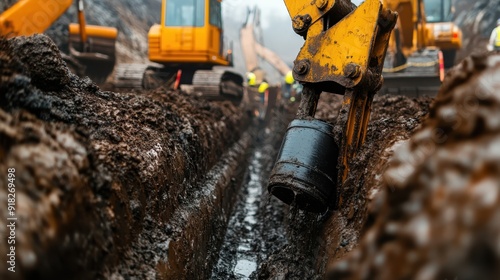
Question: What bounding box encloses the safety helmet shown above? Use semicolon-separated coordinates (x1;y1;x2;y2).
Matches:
258;82;269;93
247;72;256;86
284;71;294;84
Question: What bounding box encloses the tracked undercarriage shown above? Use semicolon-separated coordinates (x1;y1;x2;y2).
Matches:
114;63;244;103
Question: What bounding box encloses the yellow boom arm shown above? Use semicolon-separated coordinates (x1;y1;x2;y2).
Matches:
0;0;73;36
267;0;397;212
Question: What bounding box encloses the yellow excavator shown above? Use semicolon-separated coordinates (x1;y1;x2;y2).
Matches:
0;0;117;84
424;0;462;68
115;0;244;103
268;0;461;213
267;0;397;212
381;0;462;96
381;0;442;96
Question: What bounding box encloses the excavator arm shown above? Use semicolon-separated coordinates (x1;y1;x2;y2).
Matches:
0;0;73;36
267;0;397;212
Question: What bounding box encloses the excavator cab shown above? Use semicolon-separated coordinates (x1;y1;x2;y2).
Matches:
423;0;462;68
139;0;243;102
148;0;228;67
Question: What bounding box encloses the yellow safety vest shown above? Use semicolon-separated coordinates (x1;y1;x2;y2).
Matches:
495;27;500;47
258;82;269;93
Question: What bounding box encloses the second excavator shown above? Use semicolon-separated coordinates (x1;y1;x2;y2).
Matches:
381;0;462;96
115;0;244;103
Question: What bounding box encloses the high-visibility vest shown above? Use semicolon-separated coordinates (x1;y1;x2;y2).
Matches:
495;27;500;47
258;82;269;94
284;71;294;85
247;72;256;86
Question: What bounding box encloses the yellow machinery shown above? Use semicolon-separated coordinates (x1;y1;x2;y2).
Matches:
135;0;243;102
267;0;397;212
381;0;445;96
423;0;462;68
0;0;117;83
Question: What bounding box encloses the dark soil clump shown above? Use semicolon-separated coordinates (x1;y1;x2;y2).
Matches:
0;34;249;278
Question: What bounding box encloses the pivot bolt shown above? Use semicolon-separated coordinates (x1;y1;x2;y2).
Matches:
294;60;310;75
344;63;361;79
292;14;312;33
316;0;328;10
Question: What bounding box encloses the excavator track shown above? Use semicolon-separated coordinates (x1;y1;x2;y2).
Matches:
114;64;244;103
191;68;244;103
114;63;151;89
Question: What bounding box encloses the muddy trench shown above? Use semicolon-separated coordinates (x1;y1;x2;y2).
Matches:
0;34;430;278
2;32;500;279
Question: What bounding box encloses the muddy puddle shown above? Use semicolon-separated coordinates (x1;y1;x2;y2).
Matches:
212;149;264;279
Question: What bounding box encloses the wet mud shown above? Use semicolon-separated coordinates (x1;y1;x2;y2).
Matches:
0;34;251;278
250;93;432;279
211;102;297;280
3;31;498;280
328;52;500;279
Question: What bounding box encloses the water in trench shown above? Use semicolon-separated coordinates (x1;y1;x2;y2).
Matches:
211;148;266;279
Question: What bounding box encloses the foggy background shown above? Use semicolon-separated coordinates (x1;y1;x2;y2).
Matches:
221;0;364;83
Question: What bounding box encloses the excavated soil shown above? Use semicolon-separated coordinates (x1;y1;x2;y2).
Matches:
0;34;250;279
249;93;432;279
5;31;499;280
328;52;500;279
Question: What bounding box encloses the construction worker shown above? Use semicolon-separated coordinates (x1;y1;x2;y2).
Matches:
258;80;269;104
283;70;294;99
257;80;269;119
247;72;257;86
487;18;500;51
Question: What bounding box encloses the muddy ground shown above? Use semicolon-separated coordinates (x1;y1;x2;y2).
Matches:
0;33;437;279
245;93;432;279
2;30;500;280
0;34;250;279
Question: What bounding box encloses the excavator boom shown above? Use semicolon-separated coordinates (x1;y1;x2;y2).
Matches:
267;0;397;212
254;42;291;77
0;0;73;35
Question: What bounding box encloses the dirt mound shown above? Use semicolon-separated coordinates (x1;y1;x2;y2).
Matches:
328;52;500;279
0;34;249;278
